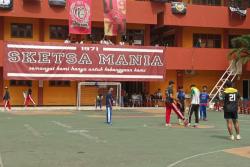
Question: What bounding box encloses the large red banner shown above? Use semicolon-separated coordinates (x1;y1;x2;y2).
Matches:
68;0;92;34
4;42;166;81
103;0;126;36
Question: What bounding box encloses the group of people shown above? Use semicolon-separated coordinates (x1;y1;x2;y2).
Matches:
2;86;36;111
104;80;241;140
164;80;241;140
64;36;126;46
3;80;241;140
165;81;209;127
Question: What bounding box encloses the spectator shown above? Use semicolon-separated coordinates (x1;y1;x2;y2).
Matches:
96;94;103;111
80;40;85;44
121;89;126;107
64;37;71;43
3;86;11;111
195;38;202;48
155;89;162;107
119;41;125;45
107;39;114;45
24;87;36;108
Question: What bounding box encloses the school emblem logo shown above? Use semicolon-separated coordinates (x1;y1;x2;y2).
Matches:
70;1;90;28
171;2;186;14
175;3;185;12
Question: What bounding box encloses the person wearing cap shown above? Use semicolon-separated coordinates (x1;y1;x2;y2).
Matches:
3;86;11;111
165;80;188;127
222;81;241;140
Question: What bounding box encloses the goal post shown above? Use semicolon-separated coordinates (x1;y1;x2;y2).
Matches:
77;82;122;110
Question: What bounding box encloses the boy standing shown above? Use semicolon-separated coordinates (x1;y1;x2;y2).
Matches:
200;86;209;121
106;88;114;125
188;85;200;127
3;86;11;111
177;86;186;124
223;81;241;140
165;81;188;127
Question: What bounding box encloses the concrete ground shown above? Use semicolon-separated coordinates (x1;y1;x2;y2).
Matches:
0;108;249;167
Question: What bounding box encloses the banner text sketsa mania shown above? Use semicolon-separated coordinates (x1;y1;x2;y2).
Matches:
7;51;164;67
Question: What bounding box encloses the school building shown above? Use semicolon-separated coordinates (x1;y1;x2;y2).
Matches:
0;0;250;106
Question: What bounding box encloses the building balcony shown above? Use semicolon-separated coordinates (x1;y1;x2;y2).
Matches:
163;3;250;29
165;47;250;71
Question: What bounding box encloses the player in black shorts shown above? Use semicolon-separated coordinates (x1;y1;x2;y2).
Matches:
223;81;241;140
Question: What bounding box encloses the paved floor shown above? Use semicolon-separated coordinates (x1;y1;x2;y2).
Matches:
0;109;249;167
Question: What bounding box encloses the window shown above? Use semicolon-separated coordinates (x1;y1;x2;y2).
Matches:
126;29;144;45
49;80;71;87
229;0;249;9
192;0;221;6
11;23;33;38
10;80;32;86
193;34;221;48
50;25;68;40
163;34;175;47
49;0;66;7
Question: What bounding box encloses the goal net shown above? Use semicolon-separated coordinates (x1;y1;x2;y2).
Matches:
76;82;122;110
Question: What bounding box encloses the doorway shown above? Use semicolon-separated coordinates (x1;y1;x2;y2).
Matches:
243;80;250;99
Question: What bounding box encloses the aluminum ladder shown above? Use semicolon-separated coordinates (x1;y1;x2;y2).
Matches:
209;62;238;104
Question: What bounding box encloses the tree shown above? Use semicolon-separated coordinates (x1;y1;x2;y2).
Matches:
228;34;250;65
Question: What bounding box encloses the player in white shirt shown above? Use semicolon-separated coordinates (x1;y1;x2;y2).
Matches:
188;84;200;127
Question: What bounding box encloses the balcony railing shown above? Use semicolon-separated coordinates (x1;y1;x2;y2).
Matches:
163;3;250;29
149;0;250;7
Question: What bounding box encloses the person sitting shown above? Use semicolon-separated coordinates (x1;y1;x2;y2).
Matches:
119;41;125;45
64;37;71;43
107;39;114;45
155;89;162;107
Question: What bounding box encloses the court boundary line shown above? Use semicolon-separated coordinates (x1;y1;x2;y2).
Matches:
51;121;72;129
52;121;106;143
167;149;224;167
24;124;42;137
0;153;3;167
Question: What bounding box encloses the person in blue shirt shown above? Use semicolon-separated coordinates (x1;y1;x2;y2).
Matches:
200;86;209;121
177;86;186;125
106;87;114;125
